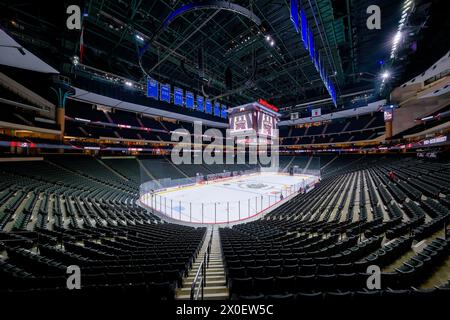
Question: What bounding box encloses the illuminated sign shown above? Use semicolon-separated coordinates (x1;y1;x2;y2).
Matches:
295;5;337;106
290;0;299;33
75;117;91;123
10;142;35;148
423;136;447;145
257;99;279;112
384;110;393;121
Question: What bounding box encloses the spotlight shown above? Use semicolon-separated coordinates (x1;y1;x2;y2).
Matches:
270;40;275;46
265;35;271;41
135;34;144;42
393;31;402;44
125;81;133;87
381;71;390;80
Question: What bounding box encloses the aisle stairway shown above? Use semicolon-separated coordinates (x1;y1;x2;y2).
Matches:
176;226;229;300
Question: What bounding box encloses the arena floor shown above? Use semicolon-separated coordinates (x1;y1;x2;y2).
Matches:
140;172;318;225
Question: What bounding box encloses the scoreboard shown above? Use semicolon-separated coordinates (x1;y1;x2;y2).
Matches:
228;99;280;142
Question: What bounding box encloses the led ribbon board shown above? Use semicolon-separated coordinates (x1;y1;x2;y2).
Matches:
290;0;300;33
293;3;337;106
300;9;308;50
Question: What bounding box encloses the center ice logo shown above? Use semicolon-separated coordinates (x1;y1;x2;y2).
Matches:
246;183;269;189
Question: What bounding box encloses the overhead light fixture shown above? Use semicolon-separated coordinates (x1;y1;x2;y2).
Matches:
270;40;275;46
125;81;133;87
393;31;402;44
135;34;144;42
390;1;413;60
265;35;271;41
381;71;390;80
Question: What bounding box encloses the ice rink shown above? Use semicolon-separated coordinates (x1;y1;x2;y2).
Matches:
140;172;318;224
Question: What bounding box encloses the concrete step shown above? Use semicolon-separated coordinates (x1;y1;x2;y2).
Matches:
183;278;226;286
189;262;224;268
176;292;229;300
183;275;226;283
193;259;222;264
192;263;224;269
189;267;224;273
192;260;222;265
184;274;226;283
176;226;226;300
204;270;225;276
178;286;228;295
186;270;225;277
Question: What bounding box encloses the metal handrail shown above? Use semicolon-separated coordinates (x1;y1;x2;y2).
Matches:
190;227;214;300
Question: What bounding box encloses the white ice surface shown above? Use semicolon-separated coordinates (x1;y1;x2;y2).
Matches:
141;172;317;224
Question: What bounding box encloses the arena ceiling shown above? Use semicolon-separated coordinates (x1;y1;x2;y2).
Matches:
0;0;443;115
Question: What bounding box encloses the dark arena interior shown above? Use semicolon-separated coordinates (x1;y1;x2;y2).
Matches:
0;0;450;315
